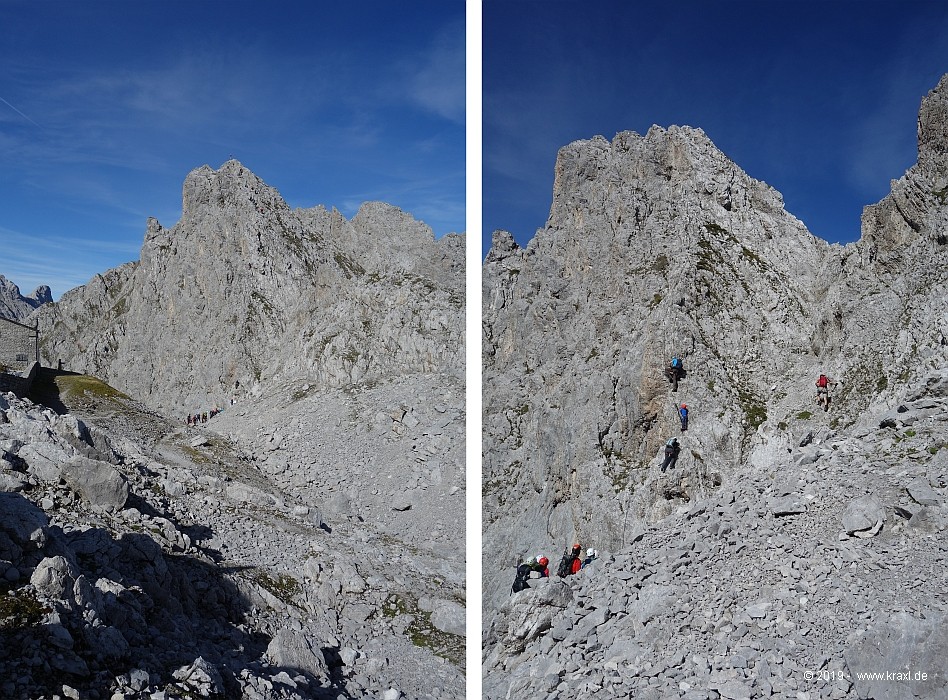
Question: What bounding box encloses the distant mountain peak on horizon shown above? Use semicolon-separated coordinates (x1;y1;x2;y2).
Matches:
0;275;52;322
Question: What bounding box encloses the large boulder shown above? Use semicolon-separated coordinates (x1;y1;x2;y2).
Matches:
429;600;465;636
0;492;48;559
842;495;885;536
30;556;78;599
489;580;573;655
61;456;129;511
265;628;329;680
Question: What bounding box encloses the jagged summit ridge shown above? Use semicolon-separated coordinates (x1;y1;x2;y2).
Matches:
917;73;948;176
35;160;464;414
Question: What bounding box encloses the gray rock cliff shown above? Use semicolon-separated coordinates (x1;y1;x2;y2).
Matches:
33;160;464;416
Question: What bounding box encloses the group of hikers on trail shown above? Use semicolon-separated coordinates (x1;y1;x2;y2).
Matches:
511;356;840;595
512;543;598;593
186;407;222;426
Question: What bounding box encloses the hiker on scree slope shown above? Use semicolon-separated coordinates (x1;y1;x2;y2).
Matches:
815;373;836;411
665;356;684;392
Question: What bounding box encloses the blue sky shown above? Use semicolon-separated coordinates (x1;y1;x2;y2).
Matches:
0;0;464;298
484;0;948;253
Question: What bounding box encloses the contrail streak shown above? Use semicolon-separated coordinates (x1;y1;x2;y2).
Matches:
0;95;40;127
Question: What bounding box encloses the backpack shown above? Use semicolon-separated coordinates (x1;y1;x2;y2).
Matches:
556;551;575;578
817;375;828;388
512;563;532;593
671;357;681;369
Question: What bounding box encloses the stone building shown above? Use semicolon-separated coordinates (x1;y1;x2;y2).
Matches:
0;316;39;371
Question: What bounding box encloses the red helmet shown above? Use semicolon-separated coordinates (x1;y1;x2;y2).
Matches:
538;556;549;566
681;403;687;409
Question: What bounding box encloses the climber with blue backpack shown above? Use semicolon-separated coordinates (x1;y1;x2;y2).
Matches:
665;356;684;392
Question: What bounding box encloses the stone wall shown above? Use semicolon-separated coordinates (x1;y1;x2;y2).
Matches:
0;361;39;397
0;317;39;371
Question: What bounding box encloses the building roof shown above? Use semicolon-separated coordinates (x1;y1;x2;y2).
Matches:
0;316;38;331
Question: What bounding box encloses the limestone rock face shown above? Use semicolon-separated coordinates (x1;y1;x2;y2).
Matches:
483;75;948;697
33;160;464;416
484;124;830;610
0;275;51;322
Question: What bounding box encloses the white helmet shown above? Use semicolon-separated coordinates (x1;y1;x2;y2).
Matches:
587;548;595;557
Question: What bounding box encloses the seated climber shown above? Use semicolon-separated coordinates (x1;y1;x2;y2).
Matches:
581;548;598;569
511;562;533;593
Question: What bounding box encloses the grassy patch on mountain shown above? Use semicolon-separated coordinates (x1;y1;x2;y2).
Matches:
0;588;49;631
55;374;130;403
30;369;134;415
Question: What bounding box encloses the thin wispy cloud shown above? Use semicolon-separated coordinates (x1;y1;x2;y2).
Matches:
0;94;41;127
404;20;466;124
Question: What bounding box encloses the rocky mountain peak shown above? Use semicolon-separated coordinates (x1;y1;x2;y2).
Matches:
484;229;521;264
0;274;51;322
856;74;948;264
35;162;464;415
27;285;52;305
353;201;434;242
180;159;287;225
541;124;807;268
